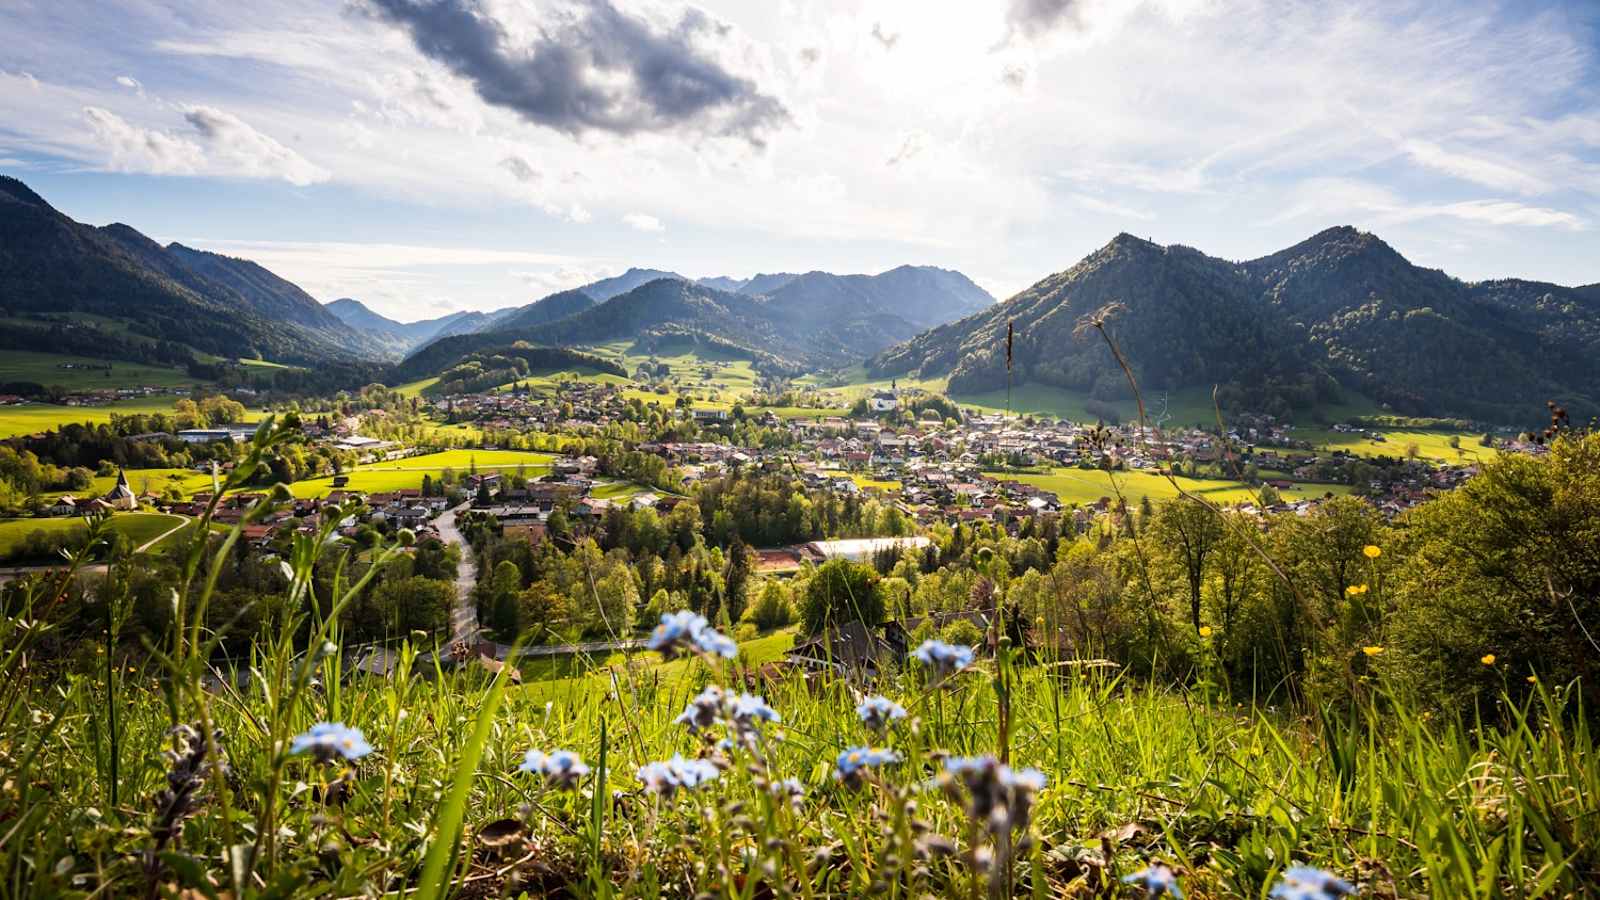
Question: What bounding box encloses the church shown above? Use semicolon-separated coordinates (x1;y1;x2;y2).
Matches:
101;468;137;511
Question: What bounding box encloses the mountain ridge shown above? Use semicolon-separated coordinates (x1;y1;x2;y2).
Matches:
871;228;1600;423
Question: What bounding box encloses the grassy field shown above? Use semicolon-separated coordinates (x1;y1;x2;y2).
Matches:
1296;426;1492;464
521;628;797;704
0;398;195;439
986;466;1354;507
274;449;557;499
0;351;202;391
11;617;1590;896
0;511;185;557
393;377;439;399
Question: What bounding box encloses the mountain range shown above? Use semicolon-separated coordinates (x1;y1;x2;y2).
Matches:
870;228;1600;422
5;173;1596;423
0;176;384;365
387;265;994;379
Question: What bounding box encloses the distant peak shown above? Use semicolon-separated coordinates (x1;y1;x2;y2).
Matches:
0;175;52;210
1104;232;1162;253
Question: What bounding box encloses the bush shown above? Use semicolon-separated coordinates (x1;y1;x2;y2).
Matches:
940;618;984;648
798;558;884;635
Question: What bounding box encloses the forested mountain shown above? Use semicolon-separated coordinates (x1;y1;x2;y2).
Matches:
581;267;686;301
870;228;1600;422
490;289;598;331
0;176;390;365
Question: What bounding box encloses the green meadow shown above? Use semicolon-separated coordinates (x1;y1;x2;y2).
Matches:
984;465;1353;507
0;511;186;557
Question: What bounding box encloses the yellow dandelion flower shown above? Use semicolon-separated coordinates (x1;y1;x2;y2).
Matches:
1199;626;1213;638
1363;545;1382;559
1362;646;1384;657
1481;654;1497;666
1527;675;1538;684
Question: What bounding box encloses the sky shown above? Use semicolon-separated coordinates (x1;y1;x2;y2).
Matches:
2;0;1598;322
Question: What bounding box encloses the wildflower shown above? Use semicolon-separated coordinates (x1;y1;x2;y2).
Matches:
855;695;908;733
912;639;974;679
1198;626;1213;638
637;754;720;799
833;746;901;788
1123;863;1183;897
145;723;227;876
1527;675;1538;684
1362;545;1381;559
289;722;372;763
1481;653;1496;666
728;693;780;732
518;749;589;790
767;776;805;806
647;610;737;659
1362;646;1383;657
675;685;725;733
1345;584;1368;596
1269;865;1354;899
941;755;1047;836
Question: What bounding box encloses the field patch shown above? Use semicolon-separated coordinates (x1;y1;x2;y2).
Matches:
985;466;1353;507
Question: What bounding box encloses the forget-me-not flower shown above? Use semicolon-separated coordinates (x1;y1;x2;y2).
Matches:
912;639;975;678
856;695;908;732
289;722;372;763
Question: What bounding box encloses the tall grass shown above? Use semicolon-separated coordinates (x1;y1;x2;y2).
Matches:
2;420;1597;896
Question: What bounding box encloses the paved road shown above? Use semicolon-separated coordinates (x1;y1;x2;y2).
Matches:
432;502;480;646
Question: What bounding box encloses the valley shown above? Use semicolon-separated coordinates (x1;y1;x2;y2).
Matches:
0;174;1595;900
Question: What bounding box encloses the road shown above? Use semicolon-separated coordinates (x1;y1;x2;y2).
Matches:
432;501;480;647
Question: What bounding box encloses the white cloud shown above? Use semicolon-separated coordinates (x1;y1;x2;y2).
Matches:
114;75;142;92
1402;140;1549;196
81;106;204;175
622;212;665;232
182;106;330;186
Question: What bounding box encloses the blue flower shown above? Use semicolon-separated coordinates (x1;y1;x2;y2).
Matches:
1123;863;1183;898
834;745;902;786
675;685;725;733
637;754;721;798
912;639;974;678
517;749;589;790
694;627;738;659
1270;866;1355;899
941;755;1048;834
289;722;372;763
648;610;707;655
768;776;805;800
855;695;908;732
647;610;738;659
729;692;780;728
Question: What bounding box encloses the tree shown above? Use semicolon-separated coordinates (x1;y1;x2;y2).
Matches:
746;580;793;630
1153;497;1224;632
370;576;452;634
799;558;884;635
1388;432;1600;712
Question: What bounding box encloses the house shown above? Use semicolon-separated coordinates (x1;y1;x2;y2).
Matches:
786;621;897;677
46;496;78;517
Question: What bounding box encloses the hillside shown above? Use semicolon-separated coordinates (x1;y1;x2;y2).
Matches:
0;176;390;365
870;228;1600;423
490;288;597;331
